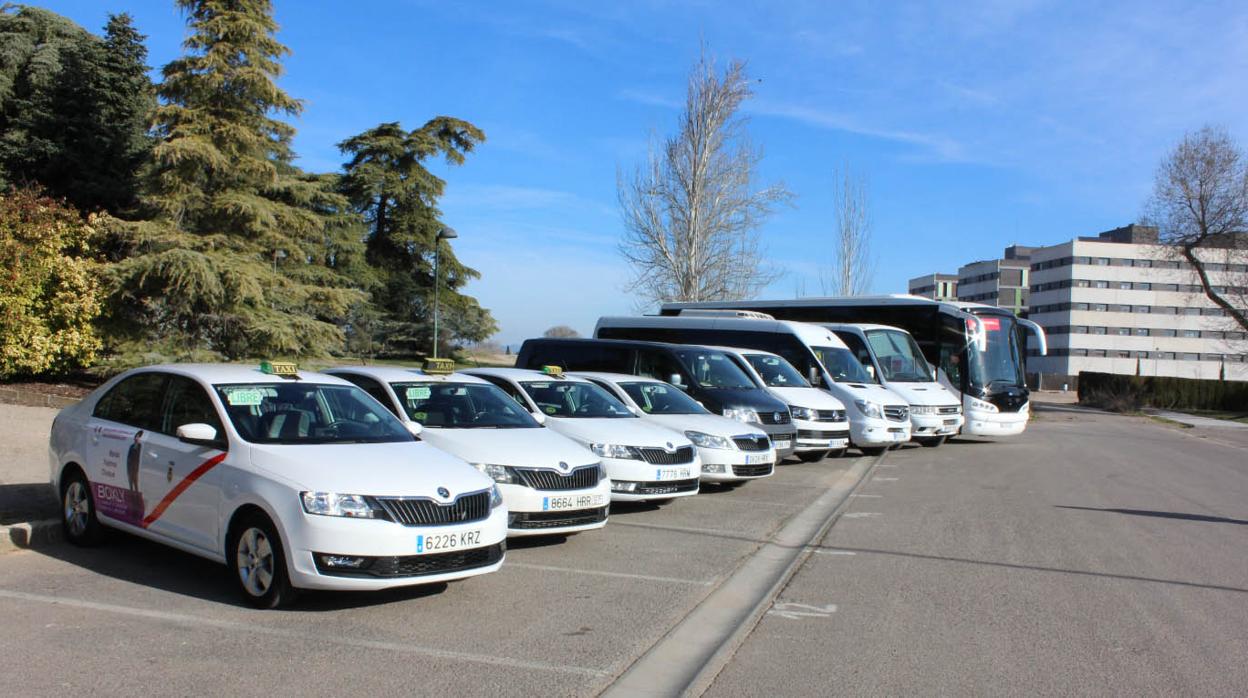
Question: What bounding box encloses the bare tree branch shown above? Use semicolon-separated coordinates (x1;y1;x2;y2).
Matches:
617;50;792;307
820;165;874;296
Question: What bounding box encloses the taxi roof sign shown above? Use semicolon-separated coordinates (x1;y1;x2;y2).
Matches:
260;360;299;378
422;358;456;375
541;365;564;378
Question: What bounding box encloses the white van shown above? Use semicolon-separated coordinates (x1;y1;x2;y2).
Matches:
595;314;912;454
822;324;964;447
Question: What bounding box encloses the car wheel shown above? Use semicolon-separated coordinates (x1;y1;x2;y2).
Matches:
796;450;828;463
228;512;297;609
60;468;104;546
919;436;947;448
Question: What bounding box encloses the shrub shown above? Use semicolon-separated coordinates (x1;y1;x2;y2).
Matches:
1078;371;1248;412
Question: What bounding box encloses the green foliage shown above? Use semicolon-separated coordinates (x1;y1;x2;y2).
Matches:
0;7;154;213
0;188;102;378
1079;371;1248;412
338;119;497;355
107;0;366;359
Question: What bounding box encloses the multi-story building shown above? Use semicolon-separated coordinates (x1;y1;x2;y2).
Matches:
907;273;958;301
1027;225;1248;382
956;245;1034;315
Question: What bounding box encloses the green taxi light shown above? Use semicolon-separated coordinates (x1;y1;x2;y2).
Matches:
422;358;455;375
541;365;564;378
260;360;299;376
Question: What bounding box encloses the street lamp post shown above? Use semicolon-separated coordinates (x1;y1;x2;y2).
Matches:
432;226;458;359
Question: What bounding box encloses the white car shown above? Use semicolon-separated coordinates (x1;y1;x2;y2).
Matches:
708;347;850;462
48;363;507;608
465;368;702;502
572;372;775;483
325;364;611;537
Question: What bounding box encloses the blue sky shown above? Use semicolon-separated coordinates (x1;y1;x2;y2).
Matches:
43;0;1248;347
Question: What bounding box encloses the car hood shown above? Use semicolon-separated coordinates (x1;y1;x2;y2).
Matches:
823;382;908;408
419;427;598;469
546;416;689;449
699;387;788;413
768;386;846;411
882;382;960;407
247;441;492;498
643;413;769;438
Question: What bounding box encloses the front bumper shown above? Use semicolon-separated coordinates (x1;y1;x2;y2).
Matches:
791;418;850;452
751;423;797;459
603;455;701;501
962;404;1029;437
288;506;508;591
908;411;964;440
696;444;776;482
499;478;611;537
849;417;912;448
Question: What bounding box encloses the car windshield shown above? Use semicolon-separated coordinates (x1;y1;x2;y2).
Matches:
744;354;811;388
812;346;876;384
967;314;1025;390
673;349;757;389
215;383;413;445
866;329;934;383
391;381;538;429
620;382;706;415
520;380;635;418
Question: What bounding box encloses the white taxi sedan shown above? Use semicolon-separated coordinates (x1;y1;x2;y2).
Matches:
572;372;776;483
48;363;507;608
325;363;611;537
465;368;702;502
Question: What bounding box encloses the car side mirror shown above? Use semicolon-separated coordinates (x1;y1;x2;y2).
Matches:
404;421;423;437
176;423;220;447
532;411;547;425
865;365;876;380
807;367;822;386
628;405;643;417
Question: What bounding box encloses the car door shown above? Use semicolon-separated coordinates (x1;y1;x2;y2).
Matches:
85;371;168;528
138;375;227;552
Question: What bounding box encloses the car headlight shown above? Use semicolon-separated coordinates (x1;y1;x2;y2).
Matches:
854;400;883;419
968;398;999;413
471;462;518;484
489;485;504;509
789;405;816;421
300;492;382;518
684;430;732;449
722;406;760;424
590;443;641;460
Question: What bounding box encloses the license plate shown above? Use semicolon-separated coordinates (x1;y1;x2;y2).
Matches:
773;440;792;450
829;438;848;448
417;530;481;554
655;467;692;481
744;453;770;464
543;493;605;511
943;418;958;425
892;432;908;441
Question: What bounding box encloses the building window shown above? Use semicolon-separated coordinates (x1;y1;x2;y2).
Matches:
1136;259;1152;268
1094;280;1109;289
1119;282;1132;290
1091;349;1108;357
1091;303;1108;312
1134;328;1149;336
1133;305;1150;313
1183;330;1200;338
1094;257;1110;265
1074;303;1089;311
1115;328;1130;336
1116;351;1130;358
1091;327;1107;335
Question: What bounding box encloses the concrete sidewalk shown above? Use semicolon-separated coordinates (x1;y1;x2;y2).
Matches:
0;404;60;551
1145;409;1248;429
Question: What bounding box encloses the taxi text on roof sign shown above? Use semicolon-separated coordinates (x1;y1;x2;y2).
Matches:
541;365;564;378
260;360;299;376
423;358;455;375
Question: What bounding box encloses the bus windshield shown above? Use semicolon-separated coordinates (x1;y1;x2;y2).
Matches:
865;329;934;383
966;314;1025;390
811;346;876;384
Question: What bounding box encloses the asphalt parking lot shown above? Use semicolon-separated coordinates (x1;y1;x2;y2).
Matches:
3;402;1247;695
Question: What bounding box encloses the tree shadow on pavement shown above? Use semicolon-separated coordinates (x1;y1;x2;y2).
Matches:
1056;505;1248;526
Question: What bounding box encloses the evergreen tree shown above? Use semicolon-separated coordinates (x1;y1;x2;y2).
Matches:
104;0;365;359
339;119;497;355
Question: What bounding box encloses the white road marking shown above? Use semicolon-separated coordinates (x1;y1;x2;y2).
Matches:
849;493;882;498
767;602;838;620
874;477;900;482
506;562;712;586
842;512;881;519
875;463;898;468
811;549;857;556
0;589;608;677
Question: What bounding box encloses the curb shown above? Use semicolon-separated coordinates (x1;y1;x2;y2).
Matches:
0;386;80;410
602;452;883;697
0;518;62;554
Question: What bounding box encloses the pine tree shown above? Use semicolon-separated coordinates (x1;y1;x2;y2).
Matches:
339;119;497;355
104;0;365;359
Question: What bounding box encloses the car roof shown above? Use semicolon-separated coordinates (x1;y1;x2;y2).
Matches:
569;371;664;385
326;365;491;385
129;363;355;387
464;367;593;383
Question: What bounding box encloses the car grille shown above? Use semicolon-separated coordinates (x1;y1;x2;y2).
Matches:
511;507;608;530
884;406;910;422
797;429;849;440
757;410;792;425
733;435;771;451
815;409;847;422
632;479;700;496
314;543;504;578
938;405;961;415
770;431;797;446
514;465;600;491
994;393;1028;413
374;491;491;526
637;445;695;465
731;462;773;477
